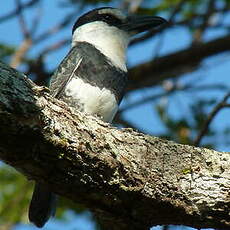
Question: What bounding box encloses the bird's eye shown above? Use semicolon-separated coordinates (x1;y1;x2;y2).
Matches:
102;14;122;25
104;14;113;20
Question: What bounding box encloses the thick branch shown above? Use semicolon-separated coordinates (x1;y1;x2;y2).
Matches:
0;62;229;230
128;34;230;90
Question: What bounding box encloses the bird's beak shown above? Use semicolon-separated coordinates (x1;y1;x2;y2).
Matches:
120;15;167;34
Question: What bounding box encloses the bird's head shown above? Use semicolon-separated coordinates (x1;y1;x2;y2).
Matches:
71;7;167;71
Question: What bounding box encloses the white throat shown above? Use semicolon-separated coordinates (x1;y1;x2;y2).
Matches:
72;21;129;72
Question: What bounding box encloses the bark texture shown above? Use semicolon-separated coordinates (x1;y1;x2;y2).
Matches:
0;62;229;230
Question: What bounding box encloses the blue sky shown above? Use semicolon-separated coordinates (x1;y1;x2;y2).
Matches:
1;0;230;229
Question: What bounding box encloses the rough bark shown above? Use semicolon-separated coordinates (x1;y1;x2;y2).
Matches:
0;62;229;230
128;34;230;91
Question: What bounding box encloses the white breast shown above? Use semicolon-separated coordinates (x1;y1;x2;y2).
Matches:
65;78;118;123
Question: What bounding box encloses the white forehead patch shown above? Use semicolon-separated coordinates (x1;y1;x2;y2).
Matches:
98;8;126;20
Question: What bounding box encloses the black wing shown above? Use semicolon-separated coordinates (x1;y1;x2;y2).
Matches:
49;47;82;99
49;42;128;102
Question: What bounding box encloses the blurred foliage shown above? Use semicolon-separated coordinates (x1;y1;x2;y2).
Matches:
0;163;86;227
0;44;16;63
0;166;31;225
0;0;229;228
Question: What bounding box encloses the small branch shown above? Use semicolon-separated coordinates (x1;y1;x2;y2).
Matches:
39;38;70;57
10;0;34;69
10;38;32;69
121;84;228;112
192;0;216;44
194;92;230;146
130;0;186;46
29;2;43;37
0;0;39;23
34;12;76;44
15;0;31;39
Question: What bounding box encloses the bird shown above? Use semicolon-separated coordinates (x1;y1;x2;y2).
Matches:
28;7;167;228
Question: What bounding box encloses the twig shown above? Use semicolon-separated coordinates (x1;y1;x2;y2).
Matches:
121;84;228;112
15;0;31;39
30;2;43;37
130;1;229;46
194;92;230;146
34;12;76;44
0;0;39;23
10;0;33;68
192;0;216;44
130;0;186;46
39;38;70;57
10;37;32;69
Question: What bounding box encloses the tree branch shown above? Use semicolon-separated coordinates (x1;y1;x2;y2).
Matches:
128;34;230;91
0;62;229;230
194;92;230;146
0;0;39;23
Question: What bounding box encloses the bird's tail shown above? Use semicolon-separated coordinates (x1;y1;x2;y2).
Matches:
29;182;57;228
